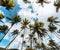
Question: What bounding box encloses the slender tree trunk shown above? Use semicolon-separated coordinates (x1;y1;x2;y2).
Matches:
54;23;60;26
0;19;5;24
0;24;15;42
30;37;32;50
56;7;59;12
6;30;22;49
54;31;60;39
6;34;18;49
47;33;59;50
21;37;24;50
21;29;25;50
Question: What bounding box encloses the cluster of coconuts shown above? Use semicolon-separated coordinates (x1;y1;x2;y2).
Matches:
0;0;15;10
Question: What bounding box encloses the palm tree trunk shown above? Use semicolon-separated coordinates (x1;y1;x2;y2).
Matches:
0;24;15;42
21;37;24;50
54;23;60;26
21;29;25;50
56;7;59;12
54;31;60;39
47;33;59;50
0;19;5;24
6;34;18;49
6;30;22;49
30;37;32;50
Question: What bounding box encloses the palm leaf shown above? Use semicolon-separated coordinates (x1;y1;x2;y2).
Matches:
6;17;13;21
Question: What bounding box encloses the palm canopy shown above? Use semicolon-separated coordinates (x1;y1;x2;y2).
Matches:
0;25;8;33
12;29;20;35
48;23;57;32
36;0;50;7
21;18;30;30
48;40;59;49
36;0;50;3
47;16;60;27
6;15;21;24
48;40;56;46
47;16;58;23
29;21;47;38
0;0;15;10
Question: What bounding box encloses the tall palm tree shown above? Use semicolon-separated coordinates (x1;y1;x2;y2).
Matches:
0;15;21;42
47;17;60;49
0;0;15;10
54;1;60;12
0;25;8;41
20;18;30;50
0;25;8;33
6;0;16;10
29;21;46;38
0;0;9;6
47;16;60;39
6;29;20;49
29;21;47;50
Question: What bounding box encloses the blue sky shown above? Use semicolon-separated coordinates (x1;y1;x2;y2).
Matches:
0;0;60;49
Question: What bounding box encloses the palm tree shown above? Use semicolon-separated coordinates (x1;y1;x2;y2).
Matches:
29;21;46;38
0;25;8;32
0;25;8;41
47;16;60;24
21;18;30;30
0;0;9;6
48;23;57;32
20;18;30;50
47;17;60;49
48;40;59;50
29;21;47;50
0;0;15;10
6;29;20;49
36;0;50;7
0;15;21;42
47;16;60;39
54;1;60;12
6;0;16;10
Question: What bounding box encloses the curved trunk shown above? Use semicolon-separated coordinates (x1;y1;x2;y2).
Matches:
6;34;18;49
6;30;22;49
0;19;5;24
